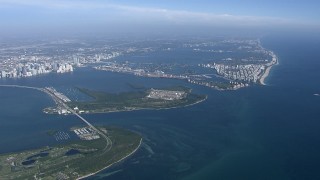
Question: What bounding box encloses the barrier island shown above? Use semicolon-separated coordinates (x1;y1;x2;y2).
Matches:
0;126;142;179
44;86;207;114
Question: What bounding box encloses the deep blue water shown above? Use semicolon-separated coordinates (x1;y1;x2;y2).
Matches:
1;35;320;179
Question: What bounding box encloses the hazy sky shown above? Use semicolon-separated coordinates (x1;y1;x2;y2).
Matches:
0;0;319;37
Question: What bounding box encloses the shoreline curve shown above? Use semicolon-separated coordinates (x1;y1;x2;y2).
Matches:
77;138;143;180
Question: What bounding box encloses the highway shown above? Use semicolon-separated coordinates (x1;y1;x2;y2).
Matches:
0;84;43;91
0;84;112;151
42;87;113;152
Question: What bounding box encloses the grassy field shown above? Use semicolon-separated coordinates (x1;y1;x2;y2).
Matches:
66;86;206;113
0;126;142;179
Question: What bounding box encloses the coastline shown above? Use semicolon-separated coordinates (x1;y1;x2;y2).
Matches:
260;53;278;85
77;138;143;180
260;66;272;85
78;96;207;114
45;96;207;115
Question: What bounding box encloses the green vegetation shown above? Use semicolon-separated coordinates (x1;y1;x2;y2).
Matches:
66;86;206;114
0;126;142;179
46;129;58;136
212;82;235;90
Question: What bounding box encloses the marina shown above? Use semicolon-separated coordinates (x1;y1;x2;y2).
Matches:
53;131;70;141
73;127;100;140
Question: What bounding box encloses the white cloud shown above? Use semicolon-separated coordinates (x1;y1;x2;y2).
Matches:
0;0;105;9
0;0;308;28
109;4;298;28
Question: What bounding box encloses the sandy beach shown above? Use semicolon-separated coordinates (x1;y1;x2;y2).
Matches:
77;138;143;180
260;54;278;85
260;66;272;85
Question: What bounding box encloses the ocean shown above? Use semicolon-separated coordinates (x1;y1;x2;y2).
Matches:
1;34;320;180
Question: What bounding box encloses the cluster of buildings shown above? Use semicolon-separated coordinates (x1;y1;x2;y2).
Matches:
0;61;73;79
203;63;265;83
147;89;187;100
73;127;100;140
0;44;122;79
199;48;277;85
187;79;249;90
99;52;121;60
73;52;122;64
95;63;187;80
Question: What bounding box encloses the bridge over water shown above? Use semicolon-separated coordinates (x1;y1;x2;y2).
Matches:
0;84;112;151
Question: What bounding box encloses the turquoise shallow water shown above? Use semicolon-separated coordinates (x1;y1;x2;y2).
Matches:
1;35;320;179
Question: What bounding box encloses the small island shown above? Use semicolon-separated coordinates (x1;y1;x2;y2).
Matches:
0;126;142;179
44;86;207;114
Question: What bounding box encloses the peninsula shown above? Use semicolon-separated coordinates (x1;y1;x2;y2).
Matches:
44;86;207;115
0;85;142;179
0;126;142;179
